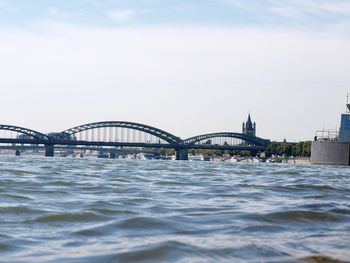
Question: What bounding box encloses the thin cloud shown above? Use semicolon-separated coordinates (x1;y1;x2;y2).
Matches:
215;0;350;24
106;8;151;22
47;8;83;19
0;24;349;140
0;0;16;13
319;2;350;15
83;0;107;9
107;9;137;21
268;6;302;19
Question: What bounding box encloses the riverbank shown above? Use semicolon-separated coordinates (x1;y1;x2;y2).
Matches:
283;157;311;165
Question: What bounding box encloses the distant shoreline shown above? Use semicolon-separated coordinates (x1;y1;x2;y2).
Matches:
283;157;311;165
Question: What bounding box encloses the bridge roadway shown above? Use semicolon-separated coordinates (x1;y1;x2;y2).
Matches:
0;144;265;152
0;122;270;160
0;138;266;160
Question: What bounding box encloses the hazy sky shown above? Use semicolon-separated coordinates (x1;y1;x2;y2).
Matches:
1;0;350;141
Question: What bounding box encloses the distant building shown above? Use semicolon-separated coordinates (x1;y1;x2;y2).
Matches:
242;114;256;137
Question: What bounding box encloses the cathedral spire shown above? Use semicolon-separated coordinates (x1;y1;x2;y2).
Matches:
247;114;252;127
242;114;256;137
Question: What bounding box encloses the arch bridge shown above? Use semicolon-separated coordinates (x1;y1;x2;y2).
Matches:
0;122;271;160
184;132;270;148
0;125;49;141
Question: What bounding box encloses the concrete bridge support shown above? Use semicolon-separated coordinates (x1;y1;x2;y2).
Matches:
176;148;188;160
45;144;54;157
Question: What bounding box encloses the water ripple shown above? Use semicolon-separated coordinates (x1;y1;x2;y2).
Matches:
0;157;349;262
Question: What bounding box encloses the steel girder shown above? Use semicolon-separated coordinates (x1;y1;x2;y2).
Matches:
0;124;49;140
56;121;182;144
183;132;271;147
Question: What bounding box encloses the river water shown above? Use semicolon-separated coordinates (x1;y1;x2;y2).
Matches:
0;157;349;263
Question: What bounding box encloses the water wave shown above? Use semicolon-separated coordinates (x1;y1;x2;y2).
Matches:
0;157;349;262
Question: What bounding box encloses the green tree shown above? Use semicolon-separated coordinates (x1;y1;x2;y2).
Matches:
266;141;311;157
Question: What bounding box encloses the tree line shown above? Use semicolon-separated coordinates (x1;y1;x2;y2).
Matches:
135;141;312;157
265;141;311;157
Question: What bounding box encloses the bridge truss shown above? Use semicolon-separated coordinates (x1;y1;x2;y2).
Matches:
55;121;182;145
184;132;271;148
0;124;49;141
0;122;271;159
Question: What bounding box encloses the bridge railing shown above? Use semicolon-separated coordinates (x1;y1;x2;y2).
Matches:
190;137;246;147
314;129;338;142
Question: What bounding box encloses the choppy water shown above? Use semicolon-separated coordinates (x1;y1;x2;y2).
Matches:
0;157;350;263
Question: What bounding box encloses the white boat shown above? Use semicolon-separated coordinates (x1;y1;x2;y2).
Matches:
231;157;240;162
189;155;204;161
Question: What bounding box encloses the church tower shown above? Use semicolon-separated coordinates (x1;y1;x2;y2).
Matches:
242;114;256;137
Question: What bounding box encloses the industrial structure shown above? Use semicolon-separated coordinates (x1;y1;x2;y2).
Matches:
311;99;350;165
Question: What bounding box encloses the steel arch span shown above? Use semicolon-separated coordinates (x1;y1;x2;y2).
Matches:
183;132;271;147
0;124;49;140
56;121;182;144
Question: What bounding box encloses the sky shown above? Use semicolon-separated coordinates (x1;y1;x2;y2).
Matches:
0;0;350;141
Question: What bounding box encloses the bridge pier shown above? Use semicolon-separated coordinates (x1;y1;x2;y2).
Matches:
175;148;188;160
45;144;54;157
110;152;116;159
15;150;21;156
